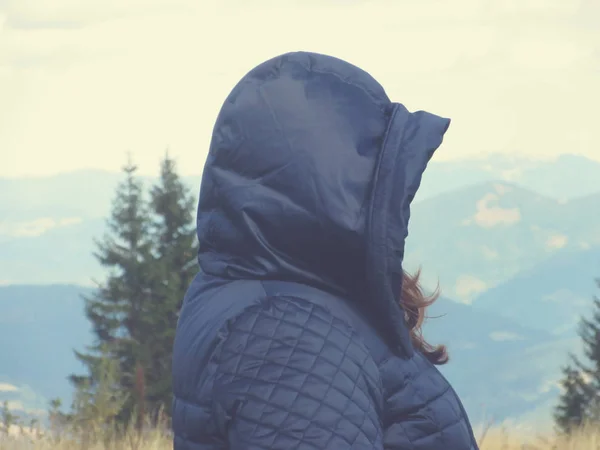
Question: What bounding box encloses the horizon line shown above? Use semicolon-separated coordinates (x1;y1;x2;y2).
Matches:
1;152;597;180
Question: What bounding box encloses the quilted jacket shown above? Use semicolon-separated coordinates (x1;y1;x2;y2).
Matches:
172;52;479;449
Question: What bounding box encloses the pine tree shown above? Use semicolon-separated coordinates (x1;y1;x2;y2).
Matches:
71;346;127;422
150;151;197;284
554;277;600;433
554;360;589;434
70;156;155;424
69;345;128;445
144;151;198;417
70;153;198;425
574;280;600;417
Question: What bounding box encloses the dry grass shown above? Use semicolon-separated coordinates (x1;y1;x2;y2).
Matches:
0;424;599;450
475;425;600;449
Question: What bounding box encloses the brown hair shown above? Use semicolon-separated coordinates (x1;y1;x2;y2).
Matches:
400;269;449;365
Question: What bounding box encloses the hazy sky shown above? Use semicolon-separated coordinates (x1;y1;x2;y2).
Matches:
1;0;599;177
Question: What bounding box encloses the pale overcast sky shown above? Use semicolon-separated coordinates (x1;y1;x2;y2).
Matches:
0;0;599;177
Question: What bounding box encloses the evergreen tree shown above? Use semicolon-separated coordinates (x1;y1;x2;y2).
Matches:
144;152;198;417
70;345;128;431
150;151;197;283
554;277;600;433
70;152;198;425
554;361;589;434
574;280;600;417
70;156;155;424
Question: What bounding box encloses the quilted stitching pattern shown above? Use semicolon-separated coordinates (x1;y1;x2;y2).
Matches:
213;296;384;449
172;277;478;450
381;355;478;449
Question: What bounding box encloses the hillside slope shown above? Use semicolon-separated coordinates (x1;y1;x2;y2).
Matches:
405;181;600;301
472;248;600;335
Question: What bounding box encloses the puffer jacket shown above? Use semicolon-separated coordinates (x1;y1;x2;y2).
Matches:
172;51;479;450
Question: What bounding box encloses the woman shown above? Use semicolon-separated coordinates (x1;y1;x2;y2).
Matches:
172;52;478;449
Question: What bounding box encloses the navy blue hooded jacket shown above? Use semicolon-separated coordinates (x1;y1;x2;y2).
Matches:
172;52;479;449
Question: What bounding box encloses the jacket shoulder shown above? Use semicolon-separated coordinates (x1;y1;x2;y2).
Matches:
261;280;393;365
211;294;385;449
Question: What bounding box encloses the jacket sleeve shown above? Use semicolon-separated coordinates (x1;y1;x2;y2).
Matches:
212;296;384;450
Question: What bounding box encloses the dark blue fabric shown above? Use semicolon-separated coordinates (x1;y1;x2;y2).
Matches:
172;52;478;449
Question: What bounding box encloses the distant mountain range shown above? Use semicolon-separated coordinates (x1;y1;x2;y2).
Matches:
1;152;598;220
416;153;600;202
0;285;94;416
0;171;202;222
473;248;600;335
426;297;580;430
1;153;599;289
0;153;598;429
404;181;600;301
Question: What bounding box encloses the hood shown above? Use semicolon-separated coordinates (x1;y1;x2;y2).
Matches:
196;52;450;356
